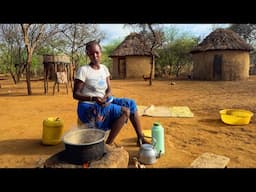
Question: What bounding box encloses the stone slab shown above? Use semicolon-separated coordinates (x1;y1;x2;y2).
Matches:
190;152;230;168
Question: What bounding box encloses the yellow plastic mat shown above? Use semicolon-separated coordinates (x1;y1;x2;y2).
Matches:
142;129;152;138
137;105;193;117
169;106;194;117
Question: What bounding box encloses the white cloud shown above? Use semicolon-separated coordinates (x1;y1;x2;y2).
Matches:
99;24;132;45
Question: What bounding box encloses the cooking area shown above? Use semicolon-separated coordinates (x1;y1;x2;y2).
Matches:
43;119;167;168
44;129;129;168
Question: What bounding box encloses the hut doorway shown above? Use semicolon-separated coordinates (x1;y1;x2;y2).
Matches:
118;58;126;79
213;54;222;80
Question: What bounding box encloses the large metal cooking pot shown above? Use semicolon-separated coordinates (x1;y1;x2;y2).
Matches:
62;129;106;164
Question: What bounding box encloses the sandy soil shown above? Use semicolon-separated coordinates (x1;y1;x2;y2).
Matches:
0;74;256;168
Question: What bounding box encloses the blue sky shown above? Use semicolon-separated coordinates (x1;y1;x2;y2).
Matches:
99;24;231;46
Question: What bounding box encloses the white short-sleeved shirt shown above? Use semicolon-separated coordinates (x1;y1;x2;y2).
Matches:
75;64;110;98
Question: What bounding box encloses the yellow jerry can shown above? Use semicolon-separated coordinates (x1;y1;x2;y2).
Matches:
42;117;64;145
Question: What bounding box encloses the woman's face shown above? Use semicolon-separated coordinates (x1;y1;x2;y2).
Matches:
86;44;102;65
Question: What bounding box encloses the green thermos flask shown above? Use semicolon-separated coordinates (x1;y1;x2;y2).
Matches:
151;122;165;155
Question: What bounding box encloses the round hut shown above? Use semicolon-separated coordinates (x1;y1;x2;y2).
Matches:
109;33;157;79
190;29;253;81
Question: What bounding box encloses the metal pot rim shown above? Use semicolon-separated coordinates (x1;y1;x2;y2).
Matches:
63;129;106;146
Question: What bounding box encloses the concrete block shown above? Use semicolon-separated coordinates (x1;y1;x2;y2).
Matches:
190;152;230;168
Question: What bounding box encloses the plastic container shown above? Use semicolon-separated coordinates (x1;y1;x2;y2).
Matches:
151;122;165;155
42;117;64;145
219;109;253;125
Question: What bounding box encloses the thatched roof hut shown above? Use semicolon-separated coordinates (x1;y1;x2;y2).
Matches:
109;33;155;79
191;28;253;80
110;32;153;56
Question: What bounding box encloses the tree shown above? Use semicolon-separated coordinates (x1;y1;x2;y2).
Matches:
171;37;198;77
146;24;164;85
102;38;122;71
125;24;164;85
229;24;256;64
228;24;256;45
59;24;104;88
155;26;179;77
21;24;61;95
0;24;25;83
60;24;104;66
156;26;200;79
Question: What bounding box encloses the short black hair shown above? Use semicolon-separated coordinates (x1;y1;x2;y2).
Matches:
85;40;101;51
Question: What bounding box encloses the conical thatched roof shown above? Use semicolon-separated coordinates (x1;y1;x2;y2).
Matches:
109;32;154;57
190;29;253;53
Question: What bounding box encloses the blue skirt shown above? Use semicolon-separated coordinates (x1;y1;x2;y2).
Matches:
77;97;137;131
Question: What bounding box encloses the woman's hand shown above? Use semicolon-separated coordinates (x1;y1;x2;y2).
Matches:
94;97;107;106
102;94;110;101
94;96;111;107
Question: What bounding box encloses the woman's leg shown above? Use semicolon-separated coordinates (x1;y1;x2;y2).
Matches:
130;110;150;145
112;98;149;145
106;107;130;144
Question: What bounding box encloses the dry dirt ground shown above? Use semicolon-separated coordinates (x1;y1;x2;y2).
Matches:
0;74;256;168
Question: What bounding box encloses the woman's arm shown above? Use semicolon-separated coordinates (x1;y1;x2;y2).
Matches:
103;76;112;100
73;79;94;101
